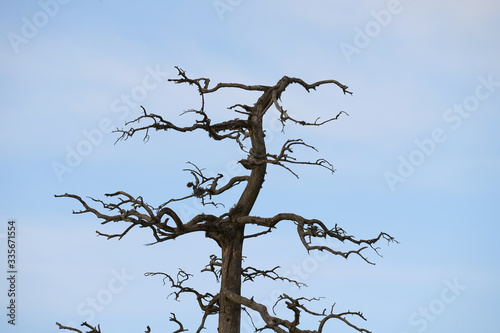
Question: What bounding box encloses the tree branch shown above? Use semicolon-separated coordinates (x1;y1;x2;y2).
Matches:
54;192;224;245
268;76;351;129
56;322;83;333
169;66;270;94
56;322;101;333
237;213;397;265
145;270;219;333
114;105;250;145
201;255;306;288
183;161;249;206
169;313;188;333
225;291;370;333
115;68;351;148
238;139;335;178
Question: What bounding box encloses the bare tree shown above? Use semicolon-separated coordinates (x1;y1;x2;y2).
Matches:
56;67;396;333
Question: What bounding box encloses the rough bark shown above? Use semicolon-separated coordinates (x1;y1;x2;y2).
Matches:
218;225;244;332
219;88;268;332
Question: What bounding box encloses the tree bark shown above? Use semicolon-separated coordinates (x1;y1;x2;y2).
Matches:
218;224;244;333
218;114;267;332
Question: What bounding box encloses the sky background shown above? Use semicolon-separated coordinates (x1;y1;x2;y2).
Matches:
1;0;499;332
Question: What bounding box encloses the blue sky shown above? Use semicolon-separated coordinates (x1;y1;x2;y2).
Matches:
1;0;499;332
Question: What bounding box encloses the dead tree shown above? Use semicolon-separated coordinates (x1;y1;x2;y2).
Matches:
56;67;396;333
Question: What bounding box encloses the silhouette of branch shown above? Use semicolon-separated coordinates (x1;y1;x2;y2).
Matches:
145;270;219;333
183;161;249;206
54;192;224;245
269;76;351;129
169;313;187;333
56;322;154;333
114;105;250;145
201;254;223;282
115;67;351;149
225;291;370;333
56;322;101;333
56;322;83;333
201;255;306;288
169;66;270;94
238;139;335;177
237;213;397;265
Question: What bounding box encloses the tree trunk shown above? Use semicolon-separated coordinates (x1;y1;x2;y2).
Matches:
218;114;267;332
218;225;245;333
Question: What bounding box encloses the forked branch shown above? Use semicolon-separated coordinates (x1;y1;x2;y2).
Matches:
183;162;249;206
56;322;101;333
201;255;306;288
114;105;250;144
116;67;351;148
237;213;397;265
239;139;336;178
54;191;224;245
225;291;370;333
145;270;219;333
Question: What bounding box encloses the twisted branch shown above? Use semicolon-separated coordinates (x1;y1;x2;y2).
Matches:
237;213;397;265
169;313;188;333
114;105;250;145
201;255;306;288
145;270;219;333
226;291;370;333
238;139;335;177
54;192;224;245
269;76;351;129
183;162;249;206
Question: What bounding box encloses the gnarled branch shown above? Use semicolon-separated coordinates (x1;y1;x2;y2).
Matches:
114;105;250;145
201;254;306;288
237;213;397;265
169;313;187;333
225;291;370;333
183;161;249;206
54;192;224;245
145;270;219;333
238;139;335;178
